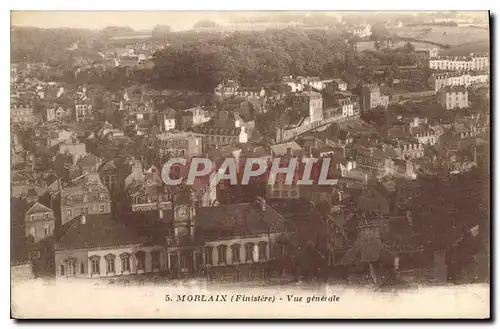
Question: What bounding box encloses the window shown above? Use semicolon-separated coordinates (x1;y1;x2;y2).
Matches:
105;254;115;273
151;251;161;270
136;251;146;271
67;259;76;276
120;253;131;272
44;224;50;236
90;256;100;275
67;210;72;218
43;212;49;220
245;243;255;262
205;247;213;266
99;205;105;213
217;245;227;264
80;263;85;274
258;242;268;260
60;264;65;276
30;226;35;237
231;244;241;263
30;215;35;221
280;244;288;257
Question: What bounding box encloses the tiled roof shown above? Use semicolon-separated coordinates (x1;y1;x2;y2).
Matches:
195;201;286;241
55;214;148;251
270;141;303;156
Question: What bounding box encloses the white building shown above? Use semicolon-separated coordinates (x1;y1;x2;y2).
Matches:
429;53;489;72
428;72;489;92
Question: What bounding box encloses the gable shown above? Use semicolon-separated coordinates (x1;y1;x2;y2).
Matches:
25;202;53;216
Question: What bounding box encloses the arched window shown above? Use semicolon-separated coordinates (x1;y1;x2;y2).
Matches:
120;253;131;272
205;247;213;266
231;244;241;263
89;255;100;275
136;251;146;271
151;250;161;270
245;243;255;262
105;254;116;274
258;241;268;261
67;258;76;276
217;245;227;264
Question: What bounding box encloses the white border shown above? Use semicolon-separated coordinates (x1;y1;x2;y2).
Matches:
3;1;497;327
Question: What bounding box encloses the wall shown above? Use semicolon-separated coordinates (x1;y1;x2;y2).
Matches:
205;233;281;267
55;244;167;279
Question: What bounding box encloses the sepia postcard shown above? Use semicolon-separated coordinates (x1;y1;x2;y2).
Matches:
10;10;490;319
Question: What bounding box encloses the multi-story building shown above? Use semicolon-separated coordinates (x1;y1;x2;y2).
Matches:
58;141;86;165
356;146;399;178
11;103;35;124
429;53;489;72
411;126;438;146
74;101;94;122
126;164;172;212
198;199;288;282
155;132;203;159
193;124;248;151
24;202;56;243
350;24;372;38
360;84;385;112
158;108;177;132
281;76;303;93
289;91;323;123
428;72;489;92
54;213;167;280
398;139;425;160
323;94;360;119
214;80;239;99
58;177;111;225
438;86;469;110
331;79;348;92
297;77;333;91
180;106;211;130
471;53;490;71
234;87;265;98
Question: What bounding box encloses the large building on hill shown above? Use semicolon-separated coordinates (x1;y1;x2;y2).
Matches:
438;86;469;110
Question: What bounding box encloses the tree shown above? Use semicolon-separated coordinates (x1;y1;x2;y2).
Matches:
403;41;415;53
386;67;394;86
193;20;219;29
152;25;172;41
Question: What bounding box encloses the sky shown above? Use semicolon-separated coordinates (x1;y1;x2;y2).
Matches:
11;11;242;31
11;11;488;32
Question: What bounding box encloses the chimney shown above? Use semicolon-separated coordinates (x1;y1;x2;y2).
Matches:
159;209;163;219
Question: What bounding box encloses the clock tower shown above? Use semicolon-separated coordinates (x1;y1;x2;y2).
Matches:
172;187;196;238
